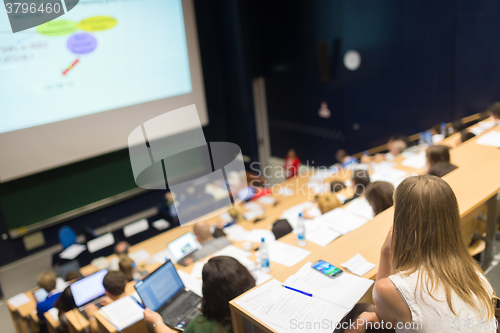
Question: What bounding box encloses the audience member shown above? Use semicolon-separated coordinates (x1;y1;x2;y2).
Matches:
284;149;301;178
450;119;467;134
64;270;81;282
36;271;62;324
84;271;128;333
487;101;500;124
159;192;179;225
361;138;407;163
459;130;476;144
330;180;346;193
336;149;358;168
54;287;77;333
428;161;457;177
430;123;445;143
425;144;456;172
114;241;130;255
181;222;231;265
365;181;394;216
345;175;495;332
304;192;342;219
344;169;371;204
144;256;256;333
118;254;134;282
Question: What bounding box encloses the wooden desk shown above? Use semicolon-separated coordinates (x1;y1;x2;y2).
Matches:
230;128;500;333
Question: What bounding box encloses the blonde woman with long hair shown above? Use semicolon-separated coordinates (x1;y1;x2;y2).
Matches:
347;175;497;333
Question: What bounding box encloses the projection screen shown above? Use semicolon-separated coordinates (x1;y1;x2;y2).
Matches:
0;0;207;182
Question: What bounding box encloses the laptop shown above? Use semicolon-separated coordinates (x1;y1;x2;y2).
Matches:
33;288;48;304
135;260;201;331
167;232;200;264
70;269;108;310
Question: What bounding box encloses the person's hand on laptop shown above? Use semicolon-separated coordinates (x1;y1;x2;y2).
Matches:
144;308;175;333
99;296;113;307
84;303;99;319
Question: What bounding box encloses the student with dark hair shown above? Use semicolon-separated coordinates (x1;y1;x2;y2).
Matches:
118;254;134;282
144;256;256;333
336;149;358;168
330;180;346;193
428;161;457;177
54;287;77;333
451;119;467;134
345;176;495;333
430;123;445;143
181;222;232;265
365;181;394;216
458;130;476;145
425;145;457;175
84;271;128;332
344;169;371;204
487;101;500;123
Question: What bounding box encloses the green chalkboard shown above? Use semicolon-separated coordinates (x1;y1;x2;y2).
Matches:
0;149;139;231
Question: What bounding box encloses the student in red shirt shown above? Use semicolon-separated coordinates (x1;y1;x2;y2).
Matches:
284;149;300;178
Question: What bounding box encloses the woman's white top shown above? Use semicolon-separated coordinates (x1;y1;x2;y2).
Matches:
388;270;496;333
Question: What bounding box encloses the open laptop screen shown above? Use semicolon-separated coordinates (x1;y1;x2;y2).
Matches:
70;269;108;307
167;233;199;262
135;261;184;311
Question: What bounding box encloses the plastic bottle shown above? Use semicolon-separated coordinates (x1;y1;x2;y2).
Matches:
297;213;306;247
260;237;270;273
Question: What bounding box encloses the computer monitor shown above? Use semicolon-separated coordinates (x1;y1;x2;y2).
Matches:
135;261;185;311
167;233;199;262
70;269;108;307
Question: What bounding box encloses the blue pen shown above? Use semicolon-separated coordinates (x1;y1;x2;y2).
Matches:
282;285;313;297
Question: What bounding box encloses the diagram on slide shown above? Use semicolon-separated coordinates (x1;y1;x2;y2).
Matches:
0;0;192;134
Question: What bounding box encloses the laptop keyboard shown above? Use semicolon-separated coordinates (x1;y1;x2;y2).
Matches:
165;292;200;322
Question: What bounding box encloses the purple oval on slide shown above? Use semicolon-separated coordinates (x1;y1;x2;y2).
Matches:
67;32;97;54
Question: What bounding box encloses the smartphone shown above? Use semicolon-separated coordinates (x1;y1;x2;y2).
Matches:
311;260;343;279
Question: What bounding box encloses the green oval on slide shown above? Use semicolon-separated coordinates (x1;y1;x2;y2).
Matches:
36;20;78;36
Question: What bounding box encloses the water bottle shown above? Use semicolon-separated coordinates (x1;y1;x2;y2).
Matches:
259;238;270;273
441;122;447;137
297;213;306;247
132;262;141;281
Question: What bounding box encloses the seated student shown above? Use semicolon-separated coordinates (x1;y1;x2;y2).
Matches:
487;101;500;124
303;192;342;219
284;148;301;178
361;138;407;164
181;222;231;265
336;149;358;168
430;123;445;143
450;119;467;135
144;256;256;333
428;161;458;177
84;271;128;333
36;271;62;324
426;145;457;174
158;191;179;225
118;254;134;282
344;169;371;204
364;181;394;216
114;241;130;255
458;130;476;145
345;175;496;333
54;287;77;333
330;180;346;193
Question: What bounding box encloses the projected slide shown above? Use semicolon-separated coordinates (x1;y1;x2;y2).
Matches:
0;0;192;134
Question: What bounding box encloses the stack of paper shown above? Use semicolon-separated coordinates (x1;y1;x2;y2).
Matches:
129;249;150;263
268;242;310;267
476;131;500;148
8;293;30;308
243;210;264;221
219;212;233;224
401;152;426;169
59;244;86;260
252;270;272;286
315;207;369;235
257;196;276;205
370;167;408;188
341;254;376;276
478;121;496;131
244;201;262;210
152;248;173;264
178;270;202;296
303;222;341;247
223;224;250;242
47;308;59;323
343;197;375;220
98;297;144;331
235;274;372;333
244;229;276;244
